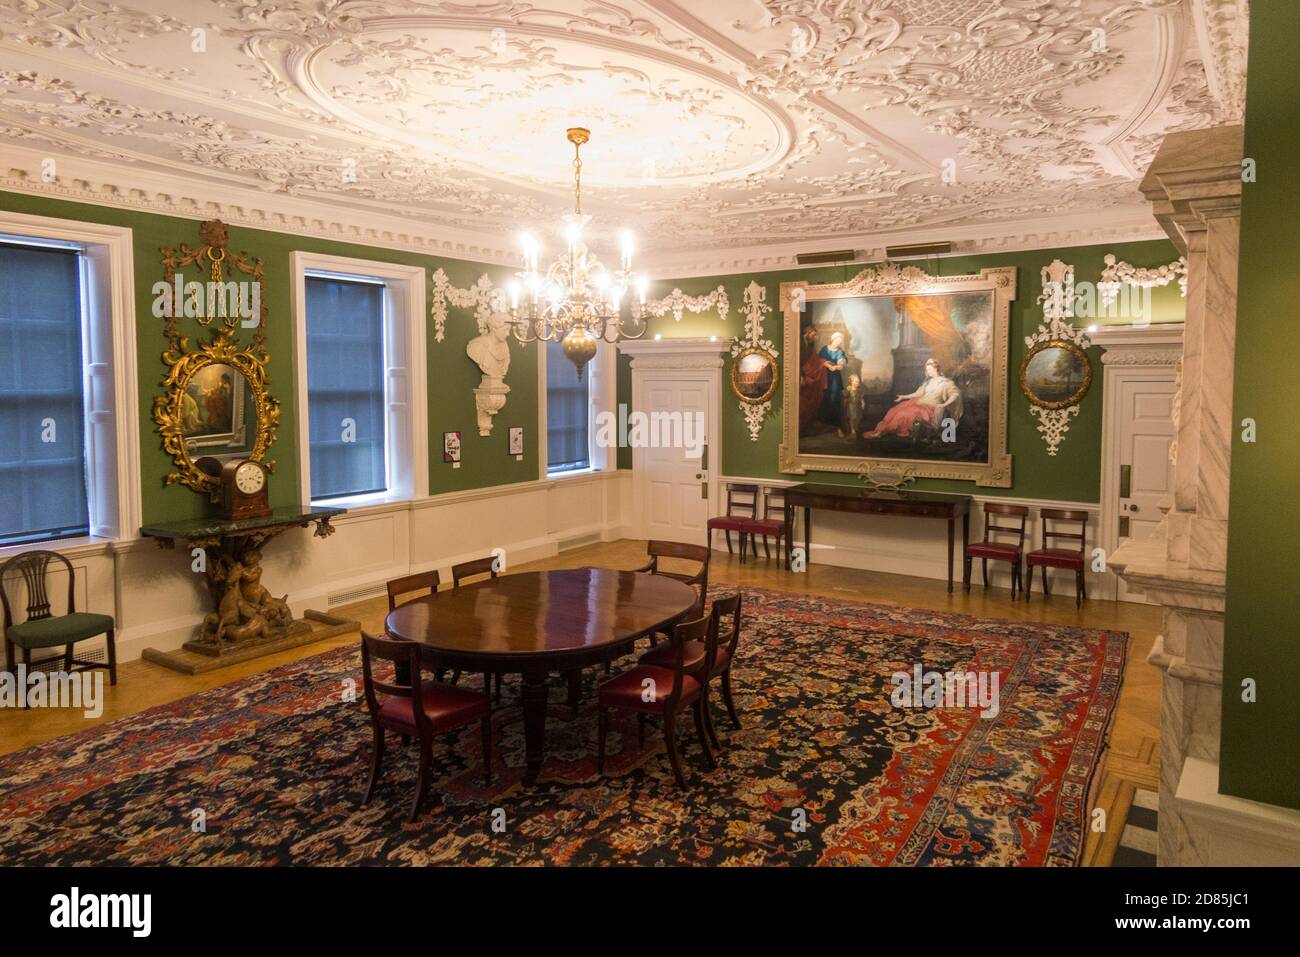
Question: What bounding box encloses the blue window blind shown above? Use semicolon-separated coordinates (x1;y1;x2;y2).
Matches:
546;339;590;473
0;242;89;546
305;276;386;500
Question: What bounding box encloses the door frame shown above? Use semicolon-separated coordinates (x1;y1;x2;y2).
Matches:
618;337;728;543
1095;323;1184;601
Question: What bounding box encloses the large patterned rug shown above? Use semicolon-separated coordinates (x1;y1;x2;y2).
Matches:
0;588;1127;866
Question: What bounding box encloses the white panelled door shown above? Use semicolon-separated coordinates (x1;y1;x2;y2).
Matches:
621;338;727;548
641;379;711;545
1113;375;1177;601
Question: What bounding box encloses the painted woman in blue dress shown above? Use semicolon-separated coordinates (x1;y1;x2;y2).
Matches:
816;331;847;433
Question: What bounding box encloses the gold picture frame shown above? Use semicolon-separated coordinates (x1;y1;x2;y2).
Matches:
779;262;1015;487
153;220;279;499
729;346;779;404
1019;339;1092;411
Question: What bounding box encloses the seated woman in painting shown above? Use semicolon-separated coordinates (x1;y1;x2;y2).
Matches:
816;331;848;433
863;357;962;440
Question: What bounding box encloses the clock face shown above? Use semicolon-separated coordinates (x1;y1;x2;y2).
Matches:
234;461;265;495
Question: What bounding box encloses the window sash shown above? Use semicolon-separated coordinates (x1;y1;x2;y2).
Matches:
0;242;89;545
304;275;387;501
546;338;591;473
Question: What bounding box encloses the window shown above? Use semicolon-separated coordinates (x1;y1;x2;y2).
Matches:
0;241;90;546
292;252;427;506
546;337;591;474
304;275;387;501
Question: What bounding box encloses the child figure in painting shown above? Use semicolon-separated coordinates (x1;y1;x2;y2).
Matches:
863;357;962;440
842;372;865;439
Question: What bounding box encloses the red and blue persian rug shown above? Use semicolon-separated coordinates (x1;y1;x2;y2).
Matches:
0;588;1127;866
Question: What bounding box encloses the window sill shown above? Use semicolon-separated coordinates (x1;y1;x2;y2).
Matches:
546;467;600;482
310;491;411;513
0;534;118;561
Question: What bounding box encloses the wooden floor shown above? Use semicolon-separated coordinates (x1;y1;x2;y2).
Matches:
0;538;1160;866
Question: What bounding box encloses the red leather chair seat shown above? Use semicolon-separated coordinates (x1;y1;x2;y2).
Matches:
639;639;732;675
1026;548;1085;570
378;680;491;733
598;665;701;712
707;516;753;532
746;518;785;534
966;541;1021;560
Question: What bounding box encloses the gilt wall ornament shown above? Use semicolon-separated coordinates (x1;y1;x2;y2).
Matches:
729;282;778;442
153;220;280;499
1024;259;1093;456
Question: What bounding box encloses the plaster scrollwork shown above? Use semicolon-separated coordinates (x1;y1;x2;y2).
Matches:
645;286;730;324
430;268;505;343
1025;259;1093;457
730;282;778;442
1099;253;1188;307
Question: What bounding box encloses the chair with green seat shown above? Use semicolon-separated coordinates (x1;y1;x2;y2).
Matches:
1;550;116;685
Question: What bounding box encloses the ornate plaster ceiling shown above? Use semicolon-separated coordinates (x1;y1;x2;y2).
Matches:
0;0;1248;272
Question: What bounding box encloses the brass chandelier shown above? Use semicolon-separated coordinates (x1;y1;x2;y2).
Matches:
507;127;649;378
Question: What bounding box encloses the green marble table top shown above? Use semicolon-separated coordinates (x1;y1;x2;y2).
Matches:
139;505;346;541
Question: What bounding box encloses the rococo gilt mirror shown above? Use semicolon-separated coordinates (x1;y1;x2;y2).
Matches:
730;346;779;404
152;220;279;500
1019;340;1092;410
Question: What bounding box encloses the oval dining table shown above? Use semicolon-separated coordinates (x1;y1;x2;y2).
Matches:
384;567;700;785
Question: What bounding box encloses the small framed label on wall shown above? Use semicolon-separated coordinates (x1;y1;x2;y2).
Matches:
508;426;524;460
444;431;462;468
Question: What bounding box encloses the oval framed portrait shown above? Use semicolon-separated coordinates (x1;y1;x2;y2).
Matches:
730;347;779;404
1019;340;1092;410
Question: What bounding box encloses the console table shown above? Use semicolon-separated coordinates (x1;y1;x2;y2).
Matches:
783;484;972;592
139;505;352;674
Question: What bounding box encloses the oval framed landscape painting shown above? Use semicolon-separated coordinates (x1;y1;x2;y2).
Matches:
731;347;779;404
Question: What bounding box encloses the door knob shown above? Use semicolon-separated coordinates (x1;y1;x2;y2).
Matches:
695;473;703;479
1126;503;1140;512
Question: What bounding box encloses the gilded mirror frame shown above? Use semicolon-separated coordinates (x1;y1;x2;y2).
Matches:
1019;339;1093;411
152;220;279;499
730;346;779;405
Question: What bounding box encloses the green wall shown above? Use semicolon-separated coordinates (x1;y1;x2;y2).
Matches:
0;189;536;526
649;240;1183;501
1220;3;1300;811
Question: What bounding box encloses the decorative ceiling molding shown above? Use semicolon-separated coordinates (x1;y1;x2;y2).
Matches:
0;0;1249;264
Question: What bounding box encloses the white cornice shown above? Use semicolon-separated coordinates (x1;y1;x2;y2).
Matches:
0;142;520;267
1;143;1168;277
642;206;1169;279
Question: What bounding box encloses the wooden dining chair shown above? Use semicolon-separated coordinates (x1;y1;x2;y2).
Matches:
597;615;714;789
386;570;439;611
747;487;789;562
964;502;1029;599
1024;508;1089;608
635;540;710;620
386;570;451;682
1;550;117;686
359;630;492;821
452;557;502;701
706;483;760;563
640;591;743;751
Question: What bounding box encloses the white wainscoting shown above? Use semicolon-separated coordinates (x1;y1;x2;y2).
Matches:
717;475;1111;599
2;471;634;665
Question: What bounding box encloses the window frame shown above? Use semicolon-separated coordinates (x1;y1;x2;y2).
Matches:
539;335;614;480
290;252;428;508
0;211;140;553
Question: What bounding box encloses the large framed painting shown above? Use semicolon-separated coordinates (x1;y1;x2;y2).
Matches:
779;263;1015;487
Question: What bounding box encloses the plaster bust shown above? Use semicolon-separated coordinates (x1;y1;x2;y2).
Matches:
466;311;512;380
